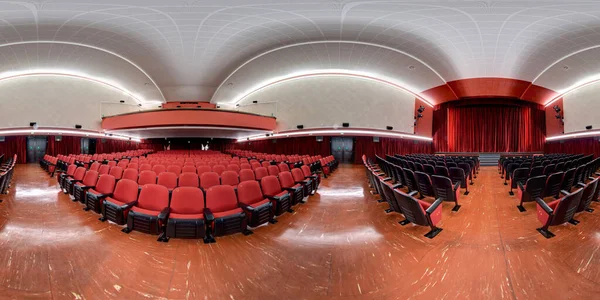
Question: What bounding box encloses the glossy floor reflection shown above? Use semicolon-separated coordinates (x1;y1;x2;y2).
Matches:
1;164;600;299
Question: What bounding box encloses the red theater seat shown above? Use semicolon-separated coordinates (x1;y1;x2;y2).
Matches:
431;175;461;211
204;185;248;242
123;184;170;239
220;171;239;188
85;175;116;213
73;170;99;203
101;179;139;225
166;187;206;240
59;164;77;191
237;180;274;228
157;172;178;191
108;166;123;180
122;168;139;181
239;169;255;182
182;166;197;174
536;188;584;238
278;163;290;172
392;189;444;239
178;173;199;188
240;163;251;170
138;170;157;187
227;164;240;173
139;164;152;172
197;165;212;176
267;165;280;177
63;167;86;195
261;175;293;216
254;167;268;181
516;175;546;212
167;165;182;175
212;165;226;176
301;165;319;192
509;168;530;196
89;162;100;172
278;171;304;205
291;168;312;197
152;164;166;174
200;172;220;190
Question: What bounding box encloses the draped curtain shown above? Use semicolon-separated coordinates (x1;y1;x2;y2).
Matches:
353;137;433;164
233;137;333;157
545;138;600;157
433;101;546;153
0;136;27;164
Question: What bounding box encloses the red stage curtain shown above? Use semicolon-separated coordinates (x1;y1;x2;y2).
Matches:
545;138;600;157
95;139;140;154
433;101;546;152
233;137;332;157
354;137;433;164
0;136;27;164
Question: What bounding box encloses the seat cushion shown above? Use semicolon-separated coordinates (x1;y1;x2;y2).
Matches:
249;199;270;208
418;200;442;226
105;197;126;206
88;189;102;196
213;207;243;218
131;206;160;216
537;199;560;226
275;191;289;198
169;213;204;220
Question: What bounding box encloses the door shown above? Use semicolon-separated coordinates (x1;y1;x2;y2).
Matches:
27;137;47;163
331;137;354;163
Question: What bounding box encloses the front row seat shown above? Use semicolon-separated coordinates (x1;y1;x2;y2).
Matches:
536;188;584;238
392;189;444;239
516;175;546;212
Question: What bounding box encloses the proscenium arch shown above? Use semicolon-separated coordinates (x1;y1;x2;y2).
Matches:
0;40;166;103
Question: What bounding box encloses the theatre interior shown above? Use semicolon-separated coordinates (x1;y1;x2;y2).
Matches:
3;1;600;299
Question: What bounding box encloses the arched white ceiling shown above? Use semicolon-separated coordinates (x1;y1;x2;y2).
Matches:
3;1;600;101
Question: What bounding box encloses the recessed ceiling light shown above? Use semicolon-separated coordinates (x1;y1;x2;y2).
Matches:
563;66;569;70
227;82;234;87
408;65;416;70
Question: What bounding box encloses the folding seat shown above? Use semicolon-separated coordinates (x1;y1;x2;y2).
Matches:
541;172;564;199
89;162;101;172
560;168;576;192
212;165;226;175
291;168;312;197
227;164;240;173
402;168;418;193
515;175;546;212
261;161;271;168
555;162;565;172
140;164;152;172
117;161;128;169
446;162;457;169
414;162;425;173
200;172;220;190
167;165;182;175
237;180;275;228
204;185;248;242
73;170;99;203
157;172;178;191
573;165;586;185
109;166;123;180
431;175;461;211
278;171;304;205
138;170;158;187
392;189;444;239
529;166;544;178
121;184;170;240
197;165;212;176
434;166;449;178
165;187;206;240
575;177;599;215
254;167;269;181
58;164;77;190
543;164;556;176
220;171;239;188
107;161;117;168
181;166;196;174
178;173;199;188
457;162;474;185
152;164;166;174
415;171;435;198
122;168;139;181
239;169;256;182
63;167;87;195
267;165;280;177
422;164;435;175
536;188;584;238
509;168;530;196
301;165;320;191
100;179;139;225
278;163;290;173
261;175;293;216
126;163;138;170
503;163;519;185
240;163;251;170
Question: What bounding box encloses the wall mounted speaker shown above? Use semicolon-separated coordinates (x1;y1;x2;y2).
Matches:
252;101;258;104
373;137;380;142
55;136;62;142
386;126;393;130
316;136;323;142
29;122;36;127
342;123;350;127
586;125;593;130
297;125;304;129
75;125;82;129
119;100;125;103
0;136;5;142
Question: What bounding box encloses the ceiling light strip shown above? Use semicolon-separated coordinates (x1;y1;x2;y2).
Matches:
237;129;432;142
544;78;600;107
0;128;141;142
546;130;600;141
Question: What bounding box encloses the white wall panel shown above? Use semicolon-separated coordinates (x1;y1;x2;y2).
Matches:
563;81;600;133
236;76;416;133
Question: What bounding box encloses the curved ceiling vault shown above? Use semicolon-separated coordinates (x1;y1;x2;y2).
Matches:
1;1;600;105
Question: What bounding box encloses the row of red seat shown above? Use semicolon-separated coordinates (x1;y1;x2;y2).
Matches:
0;154;16;197
41;150;338;243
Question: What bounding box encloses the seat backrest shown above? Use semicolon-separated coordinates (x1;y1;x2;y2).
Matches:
65;164;77;176
212;165;227;175
107;161;117;168
278;171;296;188
240;163;251;170
511;168;530;188
122;169;139;181
261;161;271;168
254;167;268;180
431;175;455;202
205;185;238;213
227;164;240;173
524;175;546;199
267;165;280;176
178;173;199;187
291;168;305;182
529;166;544;178
237;180;264;206
542;172;564;198
251;162;261;170
137;184;169;211
551;188;584;226
402;168;418;192
261;175;283;196
577;177;599;213
300;165;312;177
239;169;256;182
112;179;139;203
157;172;178;190
138;170;157;185
170;187;204;214
197;165;212;175
81;170;99;186
278;163;290;172
152;164;166;174
423;164;435;175
415;171;435;197
109;166;123;180
94;174;116;194
200;172;220;190
89;162;100;172
182;166;197;174
98;164;110;175
543;164;555;175
434;166;448;177
220;171;239;186
140;164;152;171
391;189;428;225
127;163;138;170
73;167;87;180
167;165;181;175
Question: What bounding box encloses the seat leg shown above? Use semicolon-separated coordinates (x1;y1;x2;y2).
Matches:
517;204;526;212
269;218;278;224
385;208;393;213
83;207;90;211
585;208;594;213
568;219;580;225
399;219;410;226
536;227;555;238
424;226;443;239
509;189;514;196
243;229;254;236
452;204;461;212
377;199;385;203
99;216;107;222
121;227;132;233
287;208;294;213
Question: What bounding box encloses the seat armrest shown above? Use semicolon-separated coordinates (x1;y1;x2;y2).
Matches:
453;181;460;191
79;185;95;189
535;197;553;215
408;190;419;197
203;208;215;222
239;202;254;211
577;183;586;188
158;207;170;222
560;190;570;196
382;177;392;181
121;200;138;210
283;187;298;193
426;198;444;215
589;177;596;181
517;181;525;191
391;183;402;189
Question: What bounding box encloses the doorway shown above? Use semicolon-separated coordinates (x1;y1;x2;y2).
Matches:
27;137;47;163
331;137;354;163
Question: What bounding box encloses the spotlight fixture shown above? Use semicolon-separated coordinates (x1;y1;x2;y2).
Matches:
75;125;82;129
417;106;425;113
342;123;350;128
252;101;258;104
386;126;393;130
297;125;304;129
119;100;125;103
138;104;142;107
553;105;561;113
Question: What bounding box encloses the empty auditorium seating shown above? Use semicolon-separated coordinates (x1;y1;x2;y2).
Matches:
415;171;435;198
122;168;139;181
204;185;248;242
73;170;99;203
63;166;86;195
291;168;312;197
260;175;293;216
542;172;564;199
239;169;256;182
392;189;443;239
431;175;461;211
157;172;178;191
165;187;206;240
200;172;220;190
123;184;170;240
101;179;140;225
237;180;275;227
536;188;584;238
516;175;546;212
278;171;304;205
178;173;199;187
138;170;158;186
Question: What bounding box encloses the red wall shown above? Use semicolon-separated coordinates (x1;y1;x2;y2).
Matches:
162;102;216;109
414;98;432;137
234;137;332;157
545;98;564;137
545;137;600;157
